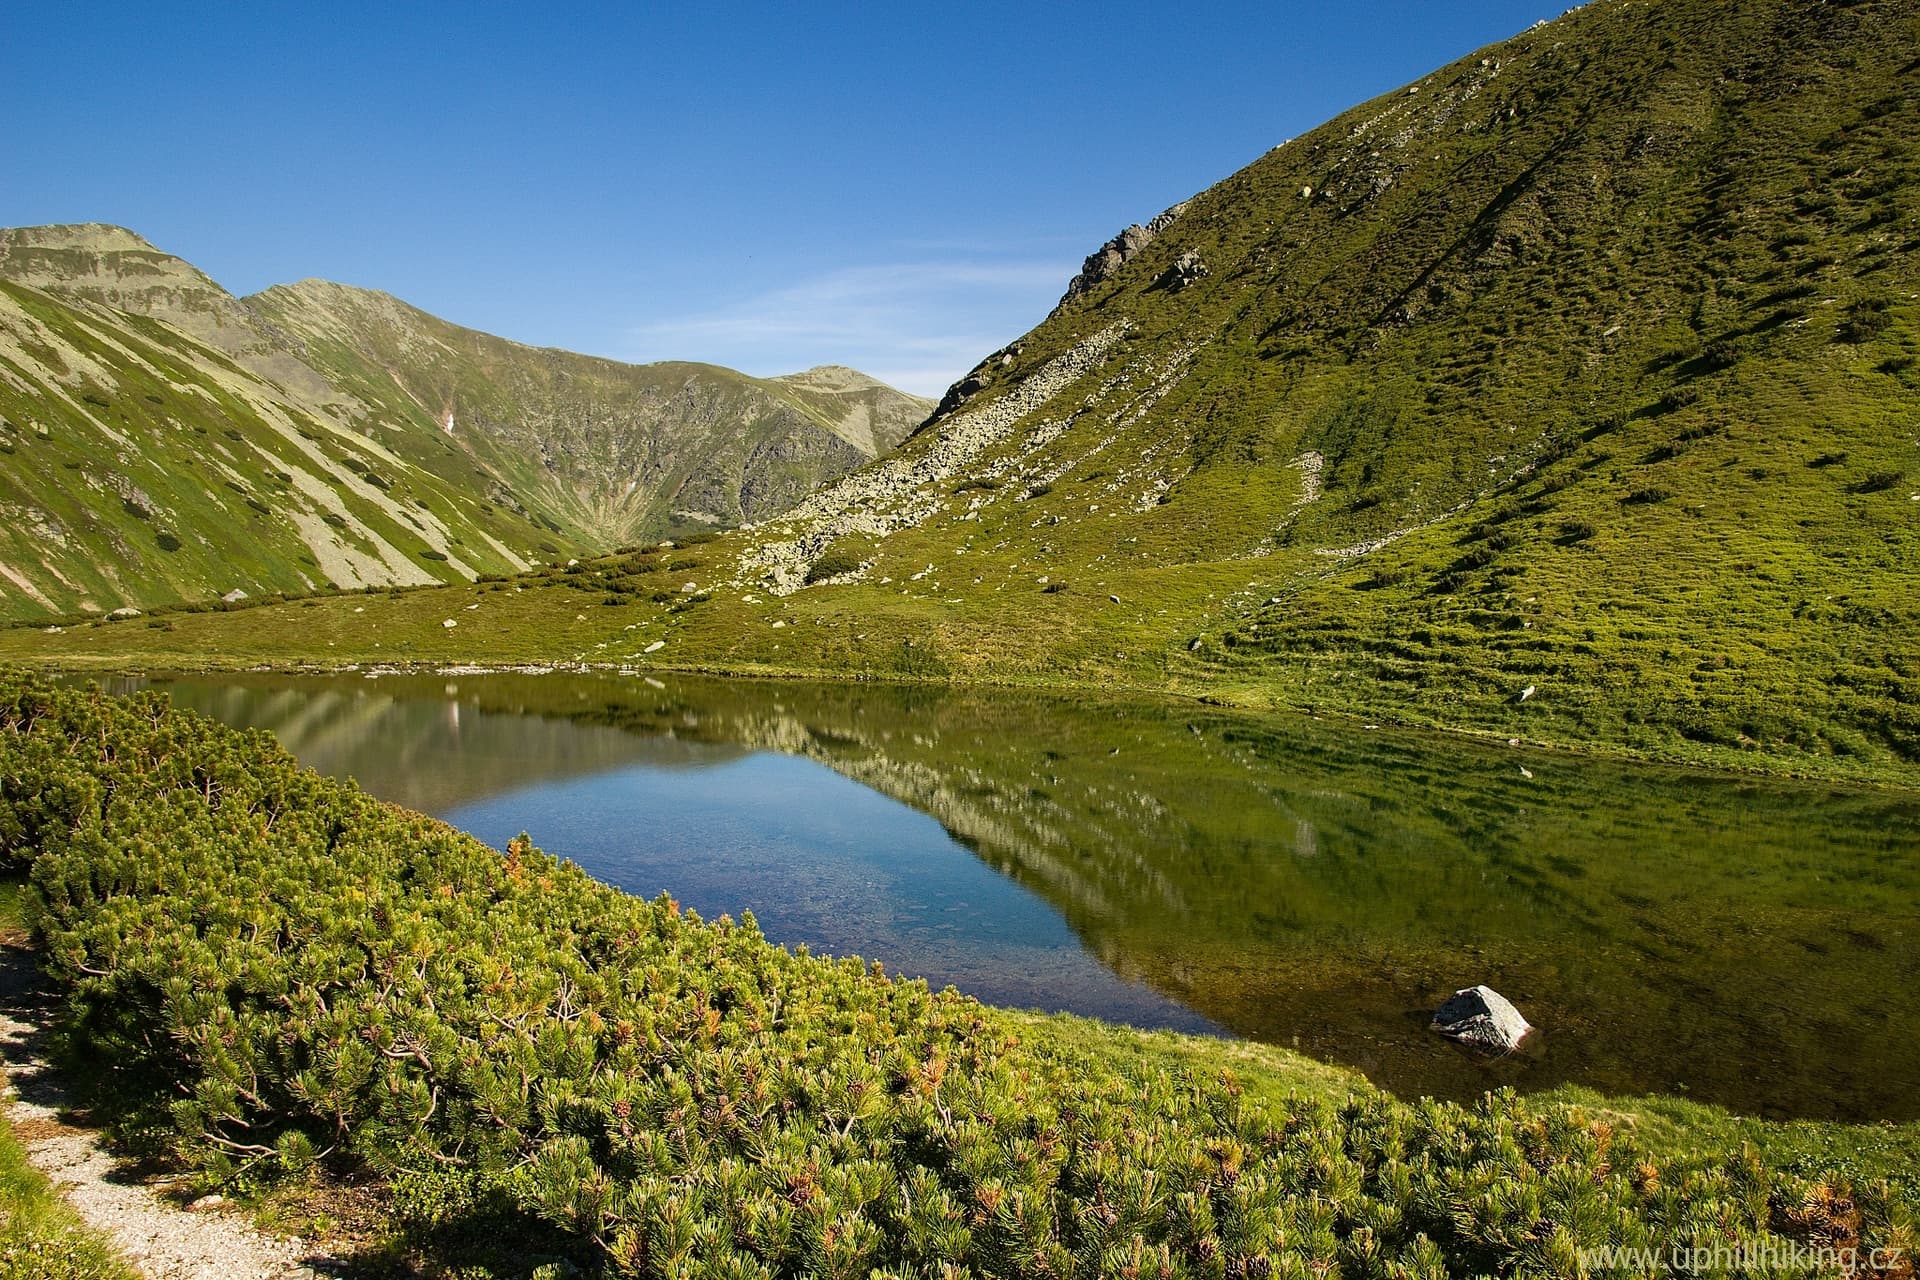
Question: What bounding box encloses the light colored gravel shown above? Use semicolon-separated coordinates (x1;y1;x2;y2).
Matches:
0;946;334;1279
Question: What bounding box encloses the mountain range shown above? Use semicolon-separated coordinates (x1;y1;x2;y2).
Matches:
4;0;1916;780
0;224;930;619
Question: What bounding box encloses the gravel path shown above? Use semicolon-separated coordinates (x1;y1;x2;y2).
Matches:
0;942;336;1278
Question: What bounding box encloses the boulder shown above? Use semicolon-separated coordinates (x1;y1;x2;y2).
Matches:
1432;985;1532;1054
222;588;248;604
107;606;141;620
1156;250;1209;292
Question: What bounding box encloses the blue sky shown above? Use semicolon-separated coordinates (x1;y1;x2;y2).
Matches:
6;2;1556;395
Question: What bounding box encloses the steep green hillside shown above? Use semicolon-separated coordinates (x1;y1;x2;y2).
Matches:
0;277;557;616
6;0;1916;781
712;0;1920;773
246;280;930;545
0;225;929;620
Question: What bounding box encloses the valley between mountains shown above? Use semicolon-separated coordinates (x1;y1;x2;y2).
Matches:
7;0;1917;785
4;1;1919;1275
0;224;930;618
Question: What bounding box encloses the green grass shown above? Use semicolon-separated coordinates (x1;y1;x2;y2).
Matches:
1535;1087;1920;1204
0;880;24;939
0;1118;135;1280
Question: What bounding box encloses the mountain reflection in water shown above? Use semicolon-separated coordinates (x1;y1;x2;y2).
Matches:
103;670;1920;1123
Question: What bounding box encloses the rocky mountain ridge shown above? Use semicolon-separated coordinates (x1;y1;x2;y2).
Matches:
0;225;931;618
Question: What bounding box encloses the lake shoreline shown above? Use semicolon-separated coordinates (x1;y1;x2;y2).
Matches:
76;667;1920;1124
16;648;1920;795
3;677;1916;1273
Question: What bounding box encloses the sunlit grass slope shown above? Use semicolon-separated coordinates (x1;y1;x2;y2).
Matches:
0;277;566;617
0;226;930;622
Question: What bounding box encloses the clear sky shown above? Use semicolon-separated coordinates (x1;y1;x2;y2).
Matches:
5;2;1557;396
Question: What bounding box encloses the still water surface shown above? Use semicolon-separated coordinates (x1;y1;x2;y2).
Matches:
100;670;1919;1122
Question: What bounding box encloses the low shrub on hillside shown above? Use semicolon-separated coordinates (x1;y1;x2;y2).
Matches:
0;680;1907;1277
806;546;867;584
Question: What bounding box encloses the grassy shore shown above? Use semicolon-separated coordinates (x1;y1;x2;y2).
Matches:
4;553;1919;795
0;680;1915;1278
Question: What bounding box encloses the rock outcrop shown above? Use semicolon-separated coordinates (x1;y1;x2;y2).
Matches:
1156;250;1208;292
1055;200;1192;309
1432;985;1533;1054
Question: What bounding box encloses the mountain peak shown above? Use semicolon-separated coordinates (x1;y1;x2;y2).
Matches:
0;222;160;254
0;222;219;298
773;365;904;394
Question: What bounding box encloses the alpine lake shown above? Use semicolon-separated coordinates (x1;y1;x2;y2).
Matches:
86;669;1918;1125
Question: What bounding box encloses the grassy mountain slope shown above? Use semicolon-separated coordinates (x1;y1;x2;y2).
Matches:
708;0;1920;773
0;277;557;617
0;222;339;406
0;226;930;620
245;280;931;545
7;0;1917;781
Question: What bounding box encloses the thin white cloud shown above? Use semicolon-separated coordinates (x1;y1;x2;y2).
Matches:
624;257;1075;397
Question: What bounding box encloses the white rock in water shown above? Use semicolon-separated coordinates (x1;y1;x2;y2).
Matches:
1432;985;1533;1054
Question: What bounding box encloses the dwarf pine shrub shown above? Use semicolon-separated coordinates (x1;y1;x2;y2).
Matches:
0;678;1907;1277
